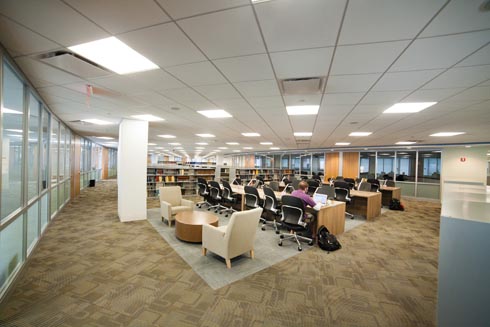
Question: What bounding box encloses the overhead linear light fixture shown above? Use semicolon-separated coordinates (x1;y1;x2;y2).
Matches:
196;142;208;145
335;142;351;146
349;132;372;137
2;107;23;114
81;119;115;125
68;37;158;75
294;132;312;137
270;147;280;150
383;102;437;114
196;133;215;138
131;114;164;122
218;147;228;150
286;105;319;116
148;143;157;146
226;142;239;145
260;142;273;145
197;109;232;118
158;134;176;139
233;150;241;152
242;132;260;137
396;141;417;145
95;136;114;140
251;0;271;3
243;147;253;150
168;142;180;145
154;147;164;149
430;132;465;137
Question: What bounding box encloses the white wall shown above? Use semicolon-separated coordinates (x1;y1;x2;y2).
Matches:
117;119;148;222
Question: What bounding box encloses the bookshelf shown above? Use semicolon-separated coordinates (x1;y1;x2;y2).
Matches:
147;165;215;198
234;168;291;184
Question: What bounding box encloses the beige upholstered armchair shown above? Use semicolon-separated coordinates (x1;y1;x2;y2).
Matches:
202;207;263;269
159;186;194;227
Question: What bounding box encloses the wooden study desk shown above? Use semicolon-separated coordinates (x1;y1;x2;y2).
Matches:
316;201;346;235
379;186;401;206
349;190;382;221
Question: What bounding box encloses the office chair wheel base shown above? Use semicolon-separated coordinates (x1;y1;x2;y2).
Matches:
297;247;302;251
261;226;265;231
225;214;229;217
308;241;314;246
275;230;280;234
278;241;283;246
207;209;211;211
279;235;284;239
196;204;199;207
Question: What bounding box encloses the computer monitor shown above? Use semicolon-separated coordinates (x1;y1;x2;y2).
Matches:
313;193;328;205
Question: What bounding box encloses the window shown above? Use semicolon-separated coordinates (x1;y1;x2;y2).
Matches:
359;152;376;179
41;108;50;190
1;63;24;220
418;151;441;183
395;151;416;181
50;118;59;186
376;151;395;179
0;216;24;288
27;202;39;254
28;93;41;201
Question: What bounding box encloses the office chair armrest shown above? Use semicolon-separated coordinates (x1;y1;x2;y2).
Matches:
181;198;194;209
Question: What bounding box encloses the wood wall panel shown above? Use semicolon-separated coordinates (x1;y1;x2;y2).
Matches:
102;147;109;180
244;155;255;168
325;152;339;181
342;152;360;179
71;135;81;199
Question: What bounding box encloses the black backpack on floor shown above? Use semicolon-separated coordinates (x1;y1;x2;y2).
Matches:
317;226;341;252
389;199;404;211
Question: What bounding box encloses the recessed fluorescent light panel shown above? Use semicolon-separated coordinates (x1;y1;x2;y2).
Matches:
158;134;176;139
95;136;114;140
147;143;156;146
252;0;271;3
335;142;351;146
396;141;416;145
197;110;232;118
195;142;208;145
81;119;115;125
430;132;465;137
243;147;253;150
196;134;215;138
233;150;241;152
286;105;319;116
383;102;437;114
68;37;158;74
294;132;312;137
242;132;260;137
2;108;23;114
226;142;239;145
168;142;180;145
349;132;372;137
260;142;273;145
131;114;164;122
270;147;280;150
218;147;228;150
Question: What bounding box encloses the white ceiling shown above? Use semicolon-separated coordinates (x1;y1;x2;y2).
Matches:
0;0;489;157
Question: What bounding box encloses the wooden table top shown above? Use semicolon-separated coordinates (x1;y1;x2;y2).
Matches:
350;190;382;198
175;211;219;226
380;186;401;191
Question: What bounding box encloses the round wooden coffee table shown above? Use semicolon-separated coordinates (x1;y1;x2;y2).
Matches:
175;211;219;243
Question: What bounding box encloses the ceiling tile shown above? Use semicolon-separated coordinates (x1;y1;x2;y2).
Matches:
456;43;490;67
0;16;60;57
64;0;170;34
421;0;490;37
283;94;322;107
391;30;490;71
16;57;84;86
0;0;109;46
233;80;280;97
270;47;333;79
247;96;284;109
128;69;185;91
372;69;444;91
178;6;265;59
423;65;490;89
193;83;241;100
326;73;380;93
290;116;317;132
157;0;249;20
331;41;409;75
403;88;466;102
445;86;490;102
213;54;274;82
159;87;214;109
118;23;206;68
322;93;365;105
255;0;345;52
360;90;410;106
87;75;147;95
166;61;226;86
339;0;446;45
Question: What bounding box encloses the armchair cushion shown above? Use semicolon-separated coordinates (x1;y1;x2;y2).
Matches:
159;186;194;226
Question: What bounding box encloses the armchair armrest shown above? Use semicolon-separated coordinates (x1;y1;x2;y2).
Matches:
181;198;194;210
160;200;172;220
202;224;227;257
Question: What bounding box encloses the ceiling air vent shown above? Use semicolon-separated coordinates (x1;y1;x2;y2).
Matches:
280;77;326;95
38;51;112;79
296;140;310;147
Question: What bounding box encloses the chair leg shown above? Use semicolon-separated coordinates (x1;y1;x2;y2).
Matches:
250;249;254;259
226;259;231;269
168;218;172;227
202;247;207;256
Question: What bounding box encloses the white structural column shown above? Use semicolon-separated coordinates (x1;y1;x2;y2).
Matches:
117;119;148;222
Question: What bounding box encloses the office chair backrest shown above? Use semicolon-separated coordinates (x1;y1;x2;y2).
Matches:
208;180;222;200
367;178;380;186
344;178;355;184
358;182;371;192
263;186;279;211
197;181;208;196
284;184;294;194
370;183;379;192
336;176;344;180
268;181;279;191
280;195;305;226
334;187;351;203
333;181;351;190
222;180;233;199
244;185;260;209
315;186;336;200
291;179;300;190
386;180;395;187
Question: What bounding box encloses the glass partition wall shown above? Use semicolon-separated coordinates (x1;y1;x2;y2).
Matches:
0;55;75;298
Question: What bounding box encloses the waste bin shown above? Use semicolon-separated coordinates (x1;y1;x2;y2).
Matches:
89;179;96;187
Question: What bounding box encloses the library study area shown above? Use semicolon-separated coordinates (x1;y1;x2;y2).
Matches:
0;1;489;326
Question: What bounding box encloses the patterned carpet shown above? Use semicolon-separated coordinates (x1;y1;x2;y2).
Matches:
0;180;440;326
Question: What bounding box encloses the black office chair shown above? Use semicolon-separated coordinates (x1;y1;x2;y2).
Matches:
306;179;319;196
278;195;314;251
268;181;280;192
262;186;282;233
334;187;354;219
358;182;371;192
344;178;355;189
283;183;295;194
315;185;335;200
207;180;227;213
291;179;300;190
370;183;380;192
196;178;212;208
244;185;265;225
220;180;238;217
232;177;242;185
386;180;396;187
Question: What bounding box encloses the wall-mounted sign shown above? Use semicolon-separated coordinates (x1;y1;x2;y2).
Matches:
460;157;467;162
